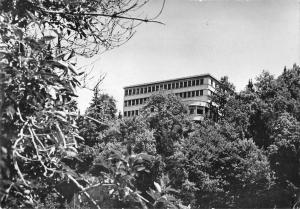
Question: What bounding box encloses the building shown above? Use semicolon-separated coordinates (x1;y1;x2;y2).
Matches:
123;74;219;120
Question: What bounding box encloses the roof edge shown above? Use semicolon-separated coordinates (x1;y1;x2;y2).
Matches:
123;73;219;89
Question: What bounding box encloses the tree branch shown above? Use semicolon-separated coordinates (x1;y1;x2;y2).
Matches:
40;9;165;25
67;174;101;209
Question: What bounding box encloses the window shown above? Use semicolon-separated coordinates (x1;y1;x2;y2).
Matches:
197;108;203;115
136;99;139;105
172;83;175;89
160;84;163;90
164;84;167;89
133;89;135;95
152;86;155;92
140;98;143;104
128;111;131;117
192;80;195;86
129;89;132;95
136;88;139;94
191;91;195;97
176;82;179;88
131;110;135;116
125;101;128;107
144;98;147;103
183;92;187;98
141;88;143;94
180;82;183;88
144;87;147;93
168;83;171;90
135;110;139;116
196;80;199;85
128;100;132;106
188;80;191;87
184;81;187;87
132;100;135;105
187;92;191;97
179;92;183;98
148;86;151;93
200;79;204;85
211;80;214;87
125;90;128;96
200;90;203;96
124;111;127;117
156;85;159;91
189;107;195;114
196;91;199;96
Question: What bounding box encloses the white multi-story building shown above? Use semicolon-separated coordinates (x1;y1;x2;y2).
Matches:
123;74;219;120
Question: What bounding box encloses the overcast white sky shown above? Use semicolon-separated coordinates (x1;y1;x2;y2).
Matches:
76;0;300;113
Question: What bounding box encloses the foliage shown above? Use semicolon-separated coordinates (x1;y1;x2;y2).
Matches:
141;93;191;157
0;0;166;208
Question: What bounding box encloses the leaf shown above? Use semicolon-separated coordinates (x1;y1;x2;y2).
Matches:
42;36;56;41
65;49;75;61
66;150;77;157
136;166;145;172
6;105;16;119
154;182;162;193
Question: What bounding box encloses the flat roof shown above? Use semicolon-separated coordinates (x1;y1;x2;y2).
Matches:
123;73;219;89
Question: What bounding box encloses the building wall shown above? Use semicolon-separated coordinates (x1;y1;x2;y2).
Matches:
123;74;219;118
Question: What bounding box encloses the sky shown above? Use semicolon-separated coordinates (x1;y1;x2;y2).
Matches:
76;0;300;112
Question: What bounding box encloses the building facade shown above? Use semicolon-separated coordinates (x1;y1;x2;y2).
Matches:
123;74;219;120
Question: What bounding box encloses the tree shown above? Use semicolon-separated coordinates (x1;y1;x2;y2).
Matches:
141;93;191;157
180;122;273;208
77;87;117;147
0;0;165;207
211;76;236;121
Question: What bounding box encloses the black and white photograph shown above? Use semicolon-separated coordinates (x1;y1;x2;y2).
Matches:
0;0;299;208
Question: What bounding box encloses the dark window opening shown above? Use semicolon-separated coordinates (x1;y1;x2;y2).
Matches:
197;108;203;115
189;108;195;114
